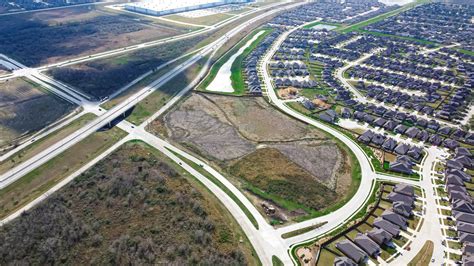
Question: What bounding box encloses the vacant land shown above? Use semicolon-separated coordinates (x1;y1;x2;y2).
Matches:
48;33;208;100
0;77;75;149
0;6;185;66
127;56;209;125
49;3;283;101
165;13;234;26
156;93;354;222
230;148;339;212
0;126;126;220
0;142;258;265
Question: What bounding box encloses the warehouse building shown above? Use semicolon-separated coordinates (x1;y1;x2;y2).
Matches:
124;0;254;17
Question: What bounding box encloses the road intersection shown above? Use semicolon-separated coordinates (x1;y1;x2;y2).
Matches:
0;2;468;265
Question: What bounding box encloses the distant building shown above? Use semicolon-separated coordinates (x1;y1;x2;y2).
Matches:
125;0;254;17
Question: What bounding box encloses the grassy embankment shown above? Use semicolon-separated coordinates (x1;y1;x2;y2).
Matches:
0;113;96;175
281;222;328;239
272;256;284;266
196;28;272;95
290;180;379;265
0;126;127;219
126;56;209;125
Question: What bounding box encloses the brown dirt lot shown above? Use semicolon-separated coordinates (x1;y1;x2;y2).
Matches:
0;6;186;66
0;78;75;149
0;142;258;265
156;93;354;222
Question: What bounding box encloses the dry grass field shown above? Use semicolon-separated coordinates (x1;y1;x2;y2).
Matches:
164;13;234;26
0;77;75;150
155;93;354;223
47;33;208;99
0;6;186;66
0;142;258;265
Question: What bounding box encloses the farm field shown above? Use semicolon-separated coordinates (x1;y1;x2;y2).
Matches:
0;126;126;220
152;93;356;223
0;5;186;67
0;141;258;265
0;77;75;150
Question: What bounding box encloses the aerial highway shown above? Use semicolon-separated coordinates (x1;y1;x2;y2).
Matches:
0;0;304;192
0;12;419;265
0;0;289;82
0;1;469;265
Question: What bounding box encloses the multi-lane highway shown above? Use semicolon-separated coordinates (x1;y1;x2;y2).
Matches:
0;2;455;265
0;0;304;191
0;0;289;83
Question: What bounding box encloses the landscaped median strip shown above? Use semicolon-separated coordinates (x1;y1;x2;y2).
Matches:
408;240;434;265
282;222;328;239
272;255;284;266
165;148;259;230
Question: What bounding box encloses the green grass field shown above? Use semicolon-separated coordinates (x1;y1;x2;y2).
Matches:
272;256;284;266
303;21;342;30
338;0;431;33
0;113;96;175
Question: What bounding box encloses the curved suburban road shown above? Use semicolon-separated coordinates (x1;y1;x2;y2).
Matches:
259;22;378;249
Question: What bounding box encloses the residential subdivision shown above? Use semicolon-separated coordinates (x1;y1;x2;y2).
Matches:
0;0;472;265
